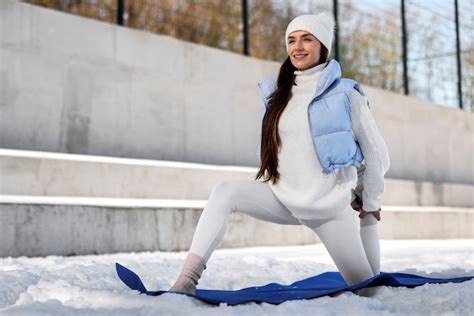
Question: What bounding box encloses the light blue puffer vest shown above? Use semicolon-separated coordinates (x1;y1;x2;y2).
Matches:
256;59;365;174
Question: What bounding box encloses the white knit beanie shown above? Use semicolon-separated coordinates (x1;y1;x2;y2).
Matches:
285;12;336;56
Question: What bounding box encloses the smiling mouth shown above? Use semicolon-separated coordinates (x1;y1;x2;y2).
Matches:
294;54;307;59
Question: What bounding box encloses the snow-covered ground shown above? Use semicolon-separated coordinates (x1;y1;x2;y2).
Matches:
1;240;473;315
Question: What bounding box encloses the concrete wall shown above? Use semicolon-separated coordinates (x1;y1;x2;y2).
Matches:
0;0;277;168
1;201;472;257
1;0;473;185
0;203;319;257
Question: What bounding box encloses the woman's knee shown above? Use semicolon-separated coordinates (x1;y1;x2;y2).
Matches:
211;180;238;197
344;268;375;286
209;180;241;212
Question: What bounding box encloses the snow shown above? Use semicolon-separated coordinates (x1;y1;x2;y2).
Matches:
1;240;473;315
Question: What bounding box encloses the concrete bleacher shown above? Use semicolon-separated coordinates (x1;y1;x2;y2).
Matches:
2;149;472;206
1;149;472;257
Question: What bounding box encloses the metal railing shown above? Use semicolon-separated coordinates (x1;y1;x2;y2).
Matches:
24;0;473;111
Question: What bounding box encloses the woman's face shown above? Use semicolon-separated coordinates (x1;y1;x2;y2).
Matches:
287;31;321;71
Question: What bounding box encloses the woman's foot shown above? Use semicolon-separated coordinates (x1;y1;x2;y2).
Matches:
169;275;199;294
169;252;207;295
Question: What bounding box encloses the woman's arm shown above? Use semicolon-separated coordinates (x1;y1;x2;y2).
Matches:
256;102;267;164
351;163;366;203
350;89;391;214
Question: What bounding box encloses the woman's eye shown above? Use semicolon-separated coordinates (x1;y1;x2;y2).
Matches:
288;38;310;44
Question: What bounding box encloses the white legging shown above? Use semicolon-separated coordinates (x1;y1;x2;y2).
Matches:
189;179;380;286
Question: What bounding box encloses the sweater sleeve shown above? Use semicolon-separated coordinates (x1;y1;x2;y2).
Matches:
256;102;267;164
350;89;390;212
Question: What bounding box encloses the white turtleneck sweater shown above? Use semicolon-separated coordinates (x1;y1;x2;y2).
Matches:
268;63;390;219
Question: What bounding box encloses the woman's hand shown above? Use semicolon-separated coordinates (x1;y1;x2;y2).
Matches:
351;195;363;212
351;195;381;221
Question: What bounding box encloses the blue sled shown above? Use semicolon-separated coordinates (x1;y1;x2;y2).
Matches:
115;263;474;305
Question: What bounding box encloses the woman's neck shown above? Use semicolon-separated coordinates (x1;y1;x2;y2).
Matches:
293;62;326;86
294;62;326;76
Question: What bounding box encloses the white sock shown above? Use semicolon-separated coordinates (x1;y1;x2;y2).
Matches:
169;252;206;295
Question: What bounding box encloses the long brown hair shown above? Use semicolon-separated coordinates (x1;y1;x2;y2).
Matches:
255;45;329;185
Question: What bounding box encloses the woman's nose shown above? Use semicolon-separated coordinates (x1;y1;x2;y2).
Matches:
295;40;304;49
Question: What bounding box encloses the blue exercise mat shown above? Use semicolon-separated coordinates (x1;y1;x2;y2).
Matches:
115;263;474;305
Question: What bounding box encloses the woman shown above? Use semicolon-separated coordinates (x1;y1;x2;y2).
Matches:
169;12;390;295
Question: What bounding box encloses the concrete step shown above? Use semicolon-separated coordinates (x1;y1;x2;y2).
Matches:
0;148;254;200
1;195;473;257
1;149;473;207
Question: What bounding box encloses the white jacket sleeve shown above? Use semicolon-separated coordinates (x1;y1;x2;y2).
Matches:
256;100;267;164
350;89;390;212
